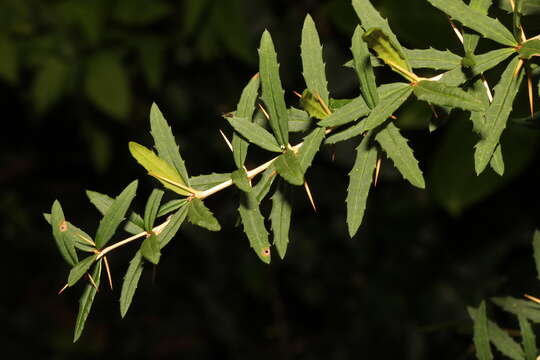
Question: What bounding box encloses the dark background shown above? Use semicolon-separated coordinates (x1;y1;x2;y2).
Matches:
3;0;540;358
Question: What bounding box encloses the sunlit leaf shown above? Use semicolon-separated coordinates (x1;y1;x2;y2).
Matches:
270;180;293;259
362;27;412;78
238;191;271;264
274;149;304;186
300;90;329;120
187;198;221;231
259;30;289;146
301;14;329;104
143;189;164;231
74;260;102;342
95;180;138;249
129;142;191;196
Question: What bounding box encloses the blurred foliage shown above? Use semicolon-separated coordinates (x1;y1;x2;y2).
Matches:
3;0;540;359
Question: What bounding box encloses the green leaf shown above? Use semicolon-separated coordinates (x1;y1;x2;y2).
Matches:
238;191;271;264
74;260;102;342
189;172;231;191
471;301;494;360
352;26;379;109
375;123;425;189
297;127;326;172
300;90;329;120
259;30;289;146
187;198;221;231
95;180;138;249
253;167;277;203
426;0;517;46
413;80;485;112
143;189;164;231
140;233;160;264
318;95;370;127
119;251;144;318
274;149;304;186
0;34;18;84
225;116;282;152
405;47;462;70
469;306;525;360
44;214;97;253
463;0;493;53
231;168;252;192
85;51;131;120
86;190;144;235
158;205;189;249
157;199;188;218
51;200;78;266
492;296;540;322
347;135;378;238
129;142;192;196
352;0;409;64
288;107;312;132
518;315;538;360
326;83;413;144
534;230;540;280
68;255;97;287
519;39;540;59
232;73;261;168
32;57;69;114
440;48;515;86
270;180;293;259
301;14;330;105
150;103;190;185
490;145;505;175
362;28;412;78
474;56;524;174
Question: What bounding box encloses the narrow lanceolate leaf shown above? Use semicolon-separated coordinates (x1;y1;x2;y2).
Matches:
68;255;98;287
318;95;370;127
140;233;160;265
376;123;425;189
474;56;524;174
189;172;231;191
519;39;540;59
270;180;293;259
238;191;271;264
352;0;409;64
44;214;95;253
533;230;540;280
129;142;191;196
51;200;78;266
253;166;277;203
231;168;252;192
274;149;304;186
362;28;412;78
326;83;412;144
288;107;312;132
491;296;540;323
86;190;144;235
233;74;260;168
157;199;187;218
301;14;329;104
490;145;505;176
259;30;289;146
158;204;189;249
143;189;164;231
225;116;282;152
518;315;538;360
347;135;377;238
120;251;144;318
469;306;526;360
470;301;494;360
149;103;190;185
297;127;325;172
94;180;138;249
404;47;462;70
187;198;221;231
413;80;485;112
440;48;515;86
300;90;329;120
74;260;102;342
426;0;517;46
352;26;378;109
463;0;493;53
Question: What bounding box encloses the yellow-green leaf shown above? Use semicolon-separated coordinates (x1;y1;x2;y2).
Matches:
362;27;412;79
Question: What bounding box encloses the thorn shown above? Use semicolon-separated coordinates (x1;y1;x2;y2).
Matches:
258;104;270;120
219;129;233;152
527;67;534;119
374;156;382;187
524;293;540;305
331;144;336;162
314;92;332;115
103;256;113;290
428;103;439;119
481;75;494;103
87;273;98;290
447;17;464;44
390;114;397;120
514;58;524;78
509;0;516;11
58;283;69;295
293;90;302;98
77;233;96;246
303;180;317;212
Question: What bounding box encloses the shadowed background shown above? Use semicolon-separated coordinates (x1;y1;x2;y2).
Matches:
2;0;540;358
